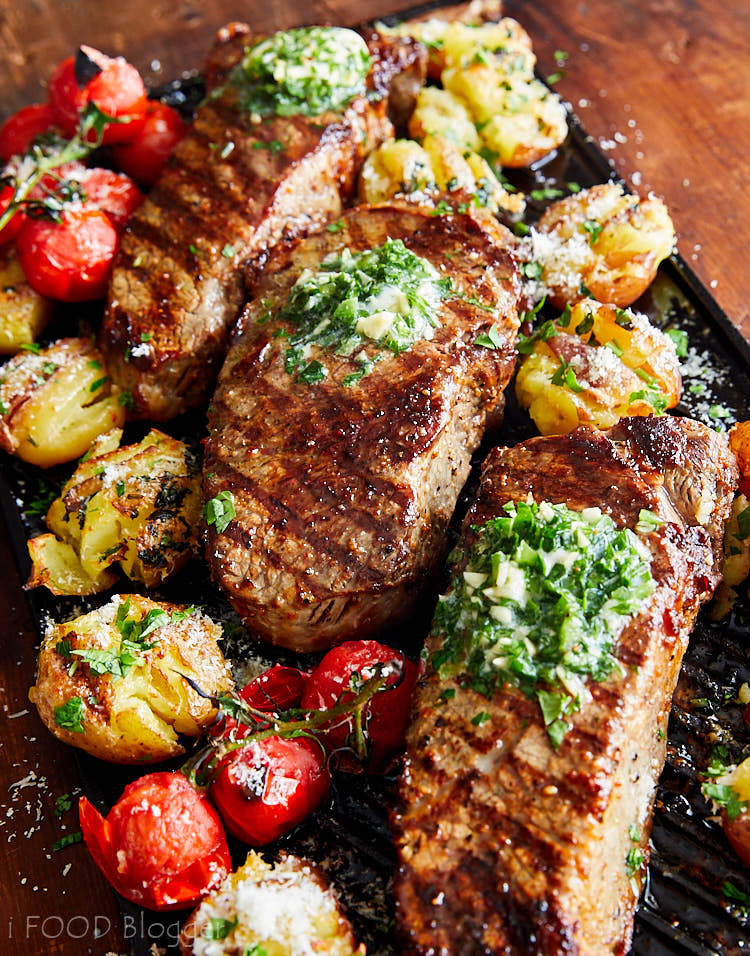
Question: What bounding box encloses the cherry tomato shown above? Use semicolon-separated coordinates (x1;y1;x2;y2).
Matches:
81;168;143;231
0;185;23;245
0;103;58;161
301;640;418;771
209;735;329;845
16;207;118;301
79;772;231;911
48;46;147;143
112;101;186;186
239;665;309;713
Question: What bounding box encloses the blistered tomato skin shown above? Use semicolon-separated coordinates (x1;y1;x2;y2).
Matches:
209;735;329;846
301;640;419;770
82;168;143;231
79;772;231;911
0;103;57;161
48;47;148;143
112;101;186;186
238;664;309;712
16;207;118;301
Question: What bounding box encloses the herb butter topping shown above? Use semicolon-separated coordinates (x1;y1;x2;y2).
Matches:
231;26;371;117
278;238;452;385
431;499;656;748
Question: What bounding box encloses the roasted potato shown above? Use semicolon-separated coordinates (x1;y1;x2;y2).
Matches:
0;337;126;467
408;86;480;151
515;300;681;435
444;67;568;167
359;135;525;216
711;424;750;619
532;183;676;308
383;16;533;81
27;428;201;594
0;244;53;354
179;852;363;956
358;138;437;204
29;594;233;763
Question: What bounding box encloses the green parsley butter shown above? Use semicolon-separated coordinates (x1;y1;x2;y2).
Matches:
231;26;371;117
431;499;655;748
279;238;452;385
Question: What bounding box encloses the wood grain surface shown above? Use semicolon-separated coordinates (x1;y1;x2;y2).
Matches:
0;1;747;954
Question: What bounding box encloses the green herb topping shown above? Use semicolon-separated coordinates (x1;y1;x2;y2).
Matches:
430;499;655;748
204;490;236;534
278;238;451;385
229;27;371;118
54;697;85;733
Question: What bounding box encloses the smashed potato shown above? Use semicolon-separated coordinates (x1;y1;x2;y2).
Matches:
383;16;533;81
0;244;53;354
0;337;125;467
530;183;676;308
29;595;233;763
27;428;201;595
180;852;363;956
711;422;750;619
359;135;524;216
408;86;480;151
515;299;681;435
444;67;568;167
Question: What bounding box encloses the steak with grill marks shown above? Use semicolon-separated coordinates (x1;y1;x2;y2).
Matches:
393;415;738;955
203;201;521;653
98;27;425;421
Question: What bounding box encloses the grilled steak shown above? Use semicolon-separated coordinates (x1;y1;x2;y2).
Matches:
203;201;521;653
99;27;425;421
393;415;738;955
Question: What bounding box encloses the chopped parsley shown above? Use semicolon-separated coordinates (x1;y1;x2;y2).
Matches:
471;711;491;726
252;139;285;154
702;782;748;820
475;324;503;350
625;846;646;878
19;342;41;353
521;261;543;280
723;880;750;915
221;244;236;258
736;506;750;540
117;389;135;411
139;332;153;342
629;389;668;414
52;831;83;852
203;917;238;941
89;376;109;392
551;358;584;393
204;489;236;534
326;220;345;233
430;500;655;748
529;187;564;202
53;793;72;817
581;219;603;246
54;697;85;733
666;328;688;357
277;238;451;385
229;27;371;117
516;318;559;355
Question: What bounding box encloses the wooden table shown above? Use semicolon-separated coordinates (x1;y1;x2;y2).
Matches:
0;1;747;953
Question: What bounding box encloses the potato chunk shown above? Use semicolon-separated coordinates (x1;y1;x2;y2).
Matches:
515;300;681;435
530;183;676;308
27;427;201;594
444;67;568;167
359;135;524;216
29;595;233;763
0;337;126;467
383;16;534;81
0;245;53;354
180;852;362;956
408;86;480;151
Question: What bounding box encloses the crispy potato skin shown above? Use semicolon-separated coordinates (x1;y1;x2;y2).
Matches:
179;852;363;956
0;337;125;467
26;428;201;594
0;245;53;355
29;595;233;763
534;183;676;308
516;300;681;435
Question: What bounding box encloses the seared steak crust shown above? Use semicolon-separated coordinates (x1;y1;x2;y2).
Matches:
203;202;521;653
394;416;738;955
99;29;425;421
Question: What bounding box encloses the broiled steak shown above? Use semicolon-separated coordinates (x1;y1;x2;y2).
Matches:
393;415;739;955
99;27;425;421
203;201;521;653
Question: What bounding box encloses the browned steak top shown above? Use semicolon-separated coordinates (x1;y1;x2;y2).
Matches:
99;29;425;421
394;416;738;956
203;202;521;652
